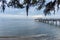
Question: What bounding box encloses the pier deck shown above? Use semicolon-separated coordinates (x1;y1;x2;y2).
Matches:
35;18;60;26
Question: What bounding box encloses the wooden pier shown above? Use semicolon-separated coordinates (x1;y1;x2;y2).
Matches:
35;18;60;26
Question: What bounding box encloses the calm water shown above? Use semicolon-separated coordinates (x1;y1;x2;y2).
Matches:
0;17;60;39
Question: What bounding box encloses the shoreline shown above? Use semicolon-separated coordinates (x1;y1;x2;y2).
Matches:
0;34;48;38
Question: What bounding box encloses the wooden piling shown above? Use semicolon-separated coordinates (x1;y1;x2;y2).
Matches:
35;18;60;26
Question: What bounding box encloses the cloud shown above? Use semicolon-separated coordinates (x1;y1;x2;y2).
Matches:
0;14;45;19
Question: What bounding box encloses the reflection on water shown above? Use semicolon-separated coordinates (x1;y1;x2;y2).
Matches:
0;18;60;39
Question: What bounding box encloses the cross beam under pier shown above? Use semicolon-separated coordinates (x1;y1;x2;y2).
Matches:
35;18;60;26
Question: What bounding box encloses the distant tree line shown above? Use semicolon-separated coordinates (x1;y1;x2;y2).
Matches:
0;0;60;16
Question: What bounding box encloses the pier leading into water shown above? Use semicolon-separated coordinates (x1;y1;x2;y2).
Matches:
35;18;60;26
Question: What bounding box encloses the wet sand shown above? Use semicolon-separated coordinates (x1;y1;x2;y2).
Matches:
0;36;58;40
0;34;59;40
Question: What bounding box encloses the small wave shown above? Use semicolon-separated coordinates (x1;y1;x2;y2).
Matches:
19;34;57;40
20;34;48;38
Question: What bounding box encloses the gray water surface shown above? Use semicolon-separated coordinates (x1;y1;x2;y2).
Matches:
0;18;60;39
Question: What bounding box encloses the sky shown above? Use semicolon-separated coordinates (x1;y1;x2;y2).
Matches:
0;0;60;18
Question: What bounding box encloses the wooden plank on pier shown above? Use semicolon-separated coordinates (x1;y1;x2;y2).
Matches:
35;18;60;26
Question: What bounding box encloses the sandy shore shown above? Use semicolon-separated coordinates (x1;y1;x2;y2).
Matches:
0;34;59;40
0;37;58;40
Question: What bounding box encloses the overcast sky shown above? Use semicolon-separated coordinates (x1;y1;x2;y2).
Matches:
0;0;60;16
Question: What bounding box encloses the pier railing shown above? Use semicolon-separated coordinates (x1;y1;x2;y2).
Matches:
35;18;60;26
